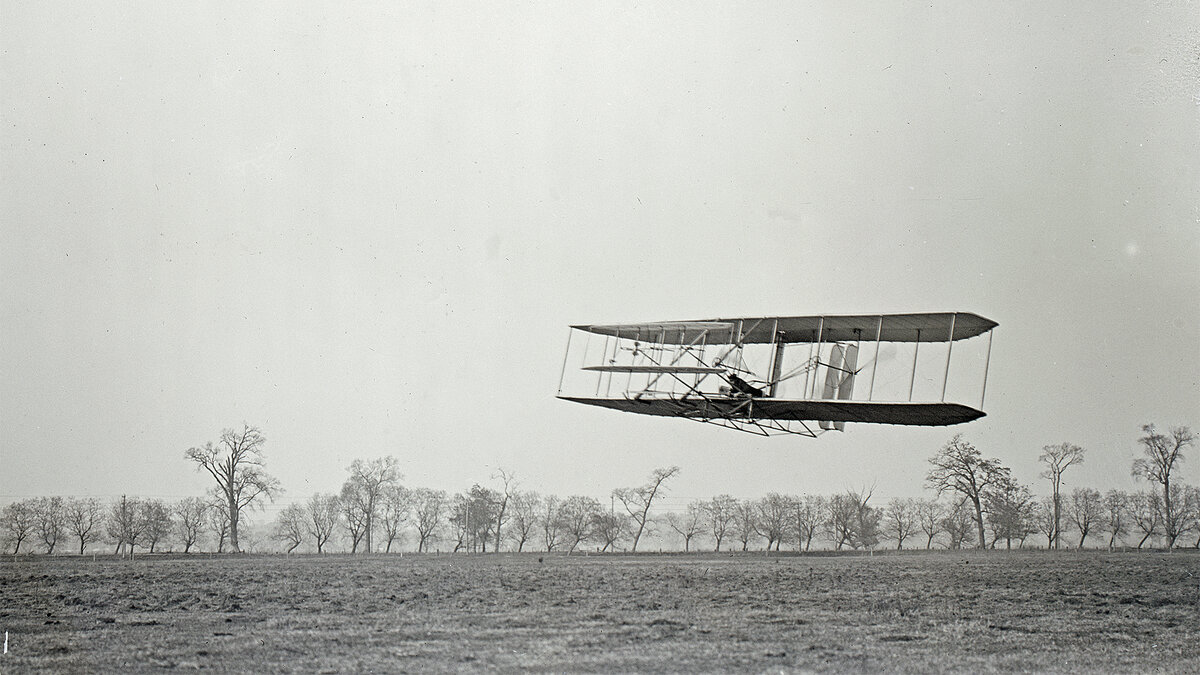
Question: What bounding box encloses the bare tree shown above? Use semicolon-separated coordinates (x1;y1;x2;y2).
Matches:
666;502;707;552
66;497;105;554
1131;424;1195;547
885;498;918;550
540;494;564;552
1129;491;1162;548
792;494;825;552
141;499;174;553
175;497;208;553
704;494;738;552
732;499;759;551
560;495;601;554
593;510;627;552
305;493;341;554
1034;497;1056;549
34;496;66;554
1067;487;1103;549
412;488;447;553
826;493;855;550
926;435;1011;548
915;499;945;549
491;469;516;553
448;494;471;552
273;503;306;554
341;456;402;554
984;475;1036;549
506;490;541;552
185;425;281;552
851;489;882;550
941;498;974;550
756;493;792;551
827;488;879;550
1038;442;1085;550
2;500;36;554
207;496;230;552
236;523;265;553
612;466;680;552
107;496;148;557
452;484;500;553
380;484;411;553
342;490;369;553
1103;490;1130;549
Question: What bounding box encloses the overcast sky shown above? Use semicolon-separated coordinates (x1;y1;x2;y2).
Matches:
3;2;1197;515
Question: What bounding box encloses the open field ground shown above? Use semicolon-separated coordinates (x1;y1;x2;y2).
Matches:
2;551;1198;673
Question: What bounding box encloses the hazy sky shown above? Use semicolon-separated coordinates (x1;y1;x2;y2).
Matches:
3;2;1197;517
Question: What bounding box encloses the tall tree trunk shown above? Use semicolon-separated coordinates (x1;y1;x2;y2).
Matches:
1052;488;1061;550
365;498;373;554
228;494;240;553
972;496;986;549
1162;479;1172;547
632;521;646;552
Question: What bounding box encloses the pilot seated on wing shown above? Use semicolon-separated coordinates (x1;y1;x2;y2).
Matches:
726;373;765;398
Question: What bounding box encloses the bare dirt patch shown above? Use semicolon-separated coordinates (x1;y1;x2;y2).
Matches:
2;551;1197;672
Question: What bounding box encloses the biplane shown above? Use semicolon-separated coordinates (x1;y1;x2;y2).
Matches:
556;312;997;437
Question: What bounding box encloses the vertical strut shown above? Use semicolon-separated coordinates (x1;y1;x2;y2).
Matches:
908;328;920;402
608;328;620;397
627;329;640;392
803;333;814;400
980;327;994;409
594;334;606;396
558;328;573;395
867;315;883;401
941;312;957;402
767;318;783;397
810;317;825;399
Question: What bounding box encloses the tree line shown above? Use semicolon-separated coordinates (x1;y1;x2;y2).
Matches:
2;423;1196;555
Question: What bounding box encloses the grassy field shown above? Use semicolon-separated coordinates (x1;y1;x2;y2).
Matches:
2;550;1198;673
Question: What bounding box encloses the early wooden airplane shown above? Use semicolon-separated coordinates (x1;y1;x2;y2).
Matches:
557;312;997;437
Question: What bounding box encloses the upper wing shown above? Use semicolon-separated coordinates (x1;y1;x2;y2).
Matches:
573;312;997;345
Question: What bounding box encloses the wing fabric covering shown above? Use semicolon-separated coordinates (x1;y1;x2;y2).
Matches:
559;397;985;427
